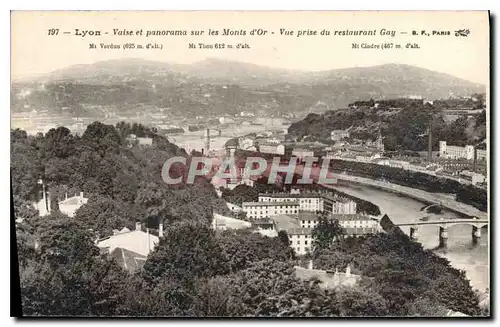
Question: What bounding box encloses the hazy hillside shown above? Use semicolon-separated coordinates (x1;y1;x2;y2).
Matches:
11;58;485;116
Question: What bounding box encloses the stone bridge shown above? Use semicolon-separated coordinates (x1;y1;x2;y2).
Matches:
397;219;488;248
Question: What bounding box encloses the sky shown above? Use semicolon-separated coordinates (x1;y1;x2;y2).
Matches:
11;11;489;84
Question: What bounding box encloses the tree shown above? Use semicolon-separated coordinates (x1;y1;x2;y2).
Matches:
217;229;295;273
278;230;290;246
312;215;345;250
73;196;138;236
333;286;389;317
18;213;129;316
206;260;337;317
142;221;229;284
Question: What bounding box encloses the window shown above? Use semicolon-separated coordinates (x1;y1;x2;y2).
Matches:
305;241;308;245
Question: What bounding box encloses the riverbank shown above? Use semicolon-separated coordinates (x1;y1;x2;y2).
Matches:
327;173;487;219
326;182;489;292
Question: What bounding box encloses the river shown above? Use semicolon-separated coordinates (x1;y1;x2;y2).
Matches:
330;182;489;292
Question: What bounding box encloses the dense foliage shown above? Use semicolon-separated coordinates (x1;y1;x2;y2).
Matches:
288;99;486;150
311;233;482;316
12;122;484;317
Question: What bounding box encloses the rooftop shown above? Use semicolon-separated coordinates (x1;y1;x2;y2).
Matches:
272;214;302;231
258;192;322;199
242;201;300;207
97;230;159;257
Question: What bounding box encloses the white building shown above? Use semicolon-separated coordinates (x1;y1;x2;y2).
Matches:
287;228;314;255
226;178;254;190
137;137;153;146
96;222;159;258
459;171;486;185
331;130;350;141
295;213;378;236
226;202;243;213
439;141;475;160
58;192;88;218
258;192;324;212
322;195;357;214
335;214;380;235
259;143;285;155
242;201;300;219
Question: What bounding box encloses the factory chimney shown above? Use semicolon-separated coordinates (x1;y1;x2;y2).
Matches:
428;117;433;161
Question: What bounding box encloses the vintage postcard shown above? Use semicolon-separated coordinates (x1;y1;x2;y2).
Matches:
11;11;490;318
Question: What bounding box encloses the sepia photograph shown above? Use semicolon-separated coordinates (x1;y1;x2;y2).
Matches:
10;10;490;318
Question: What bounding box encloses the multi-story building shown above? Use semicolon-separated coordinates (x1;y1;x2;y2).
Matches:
272;212;379;255
287;228;314;255
330;130;350;141
322;195;357;214
335;214;380;236
258;191;356;215
295;212;377;235
439;141;475;160
258;193;324;212
242;201;300;219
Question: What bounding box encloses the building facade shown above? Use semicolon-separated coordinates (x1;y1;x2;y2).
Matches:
335;214;380;235
258;193;324;212
439;141;475;160
323;196;357;214
287;228;313;255
242;201;300;219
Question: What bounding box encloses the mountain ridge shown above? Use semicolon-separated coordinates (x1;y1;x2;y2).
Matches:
14;58;485;88
11;58;486;117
